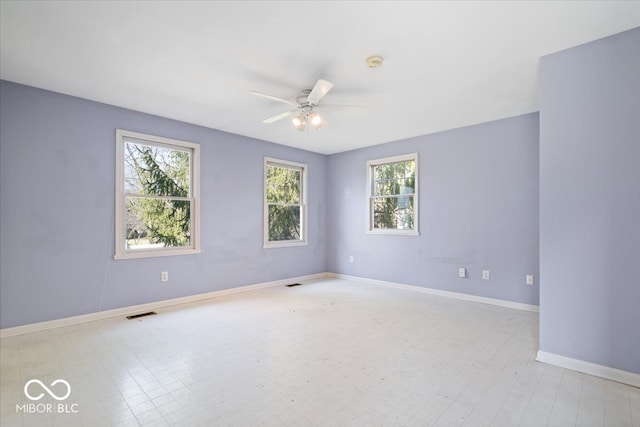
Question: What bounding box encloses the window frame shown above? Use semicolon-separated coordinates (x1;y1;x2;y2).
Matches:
263;157;308;248
366;153;419;236
115;129;201;260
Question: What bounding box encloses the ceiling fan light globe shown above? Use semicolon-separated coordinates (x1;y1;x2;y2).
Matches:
310;113;322;128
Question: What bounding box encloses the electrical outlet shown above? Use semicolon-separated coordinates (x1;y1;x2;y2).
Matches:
161;271;169;282
349;255;354;264
482;270;490;280
458;267;466;278
526;275;534;285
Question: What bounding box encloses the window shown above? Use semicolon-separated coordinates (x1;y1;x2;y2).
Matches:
264;158;307;247
115;129;200;259
367;153;418;235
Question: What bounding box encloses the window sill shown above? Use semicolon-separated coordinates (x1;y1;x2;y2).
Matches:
366;229;420;236
114;248;201;260
263;241;308;249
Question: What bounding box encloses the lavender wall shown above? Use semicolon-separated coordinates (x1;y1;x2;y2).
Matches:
0;80;327;329
327;114;539;305
539;28;640;373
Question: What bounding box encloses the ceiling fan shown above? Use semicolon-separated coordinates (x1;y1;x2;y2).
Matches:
249;79;367;132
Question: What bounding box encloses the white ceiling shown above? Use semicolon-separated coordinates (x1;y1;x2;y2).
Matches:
2;1;639;155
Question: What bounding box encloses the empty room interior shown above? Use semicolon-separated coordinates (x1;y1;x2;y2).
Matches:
1;2;639;426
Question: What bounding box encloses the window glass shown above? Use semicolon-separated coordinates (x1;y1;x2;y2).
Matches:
264;159;307;247
367;154;418;235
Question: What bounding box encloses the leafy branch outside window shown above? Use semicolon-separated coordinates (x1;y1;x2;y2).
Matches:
124;142;191;248
370;157;416;231
266;162;304;243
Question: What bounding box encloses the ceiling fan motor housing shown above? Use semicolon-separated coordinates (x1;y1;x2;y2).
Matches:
296;89;312;106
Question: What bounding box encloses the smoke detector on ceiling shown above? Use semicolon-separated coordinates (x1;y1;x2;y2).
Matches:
366;55;384;68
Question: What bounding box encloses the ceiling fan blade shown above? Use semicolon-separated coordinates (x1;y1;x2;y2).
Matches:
249;91;296;106
318;104;369;112
307;79;333;105
262;110;295;124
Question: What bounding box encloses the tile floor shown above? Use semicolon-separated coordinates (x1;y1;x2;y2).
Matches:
1;278;638;427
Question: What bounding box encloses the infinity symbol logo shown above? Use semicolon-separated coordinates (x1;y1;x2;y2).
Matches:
24;379;71;401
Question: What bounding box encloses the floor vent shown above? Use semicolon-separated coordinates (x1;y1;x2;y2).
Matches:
286;283;303;287
126;311;157;320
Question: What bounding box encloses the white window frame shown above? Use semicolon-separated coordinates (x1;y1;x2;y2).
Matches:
366;153;419;236
115;129;200;260
264;157;308;248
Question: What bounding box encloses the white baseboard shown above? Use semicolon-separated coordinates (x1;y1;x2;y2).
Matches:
0;273;329;338
328;273;540;312
536;351;640;388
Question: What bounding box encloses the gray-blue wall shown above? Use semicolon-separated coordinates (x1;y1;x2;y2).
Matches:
327;114;540;305
539;28;640;373
0;80;328;328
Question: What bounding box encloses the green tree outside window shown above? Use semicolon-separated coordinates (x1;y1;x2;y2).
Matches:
265;161;305;243
371;159;416;230
124;142;192;249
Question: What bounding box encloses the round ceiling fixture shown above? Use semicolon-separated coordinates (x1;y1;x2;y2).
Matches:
365;55;384;68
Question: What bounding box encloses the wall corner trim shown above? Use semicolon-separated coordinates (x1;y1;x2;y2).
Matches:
536;351;640;388
329;273;539;312
0;272;331;338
